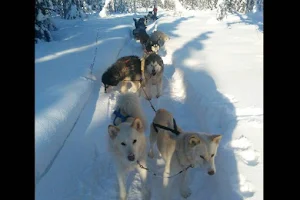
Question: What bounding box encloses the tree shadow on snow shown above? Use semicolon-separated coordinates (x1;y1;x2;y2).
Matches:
35;15;139;116
226;11;263;32
167;31;245;200
143;15;246;198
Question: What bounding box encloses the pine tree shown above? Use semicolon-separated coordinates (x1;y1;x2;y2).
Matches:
35;0;57;43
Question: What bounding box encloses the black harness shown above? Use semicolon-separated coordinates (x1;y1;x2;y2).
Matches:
152;118;181;136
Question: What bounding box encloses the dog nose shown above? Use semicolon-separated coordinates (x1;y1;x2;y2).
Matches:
127;153;135;161
208;170;215;175
152;69;155;73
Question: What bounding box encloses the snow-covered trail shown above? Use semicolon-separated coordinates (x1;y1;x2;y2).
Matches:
36;11;262;200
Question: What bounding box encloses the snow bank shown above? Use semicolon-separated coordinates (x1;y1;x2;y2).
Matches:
35;78;94;184
35;13;134;184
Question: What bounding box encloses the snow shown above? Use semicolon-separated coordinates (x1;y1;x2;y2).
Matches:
37;9;47;21
35;9;263;200
99;0;111;18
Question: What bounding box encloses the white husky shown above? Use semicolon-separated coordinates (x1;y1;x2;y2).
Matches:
148;109;222;199
108;92;150;200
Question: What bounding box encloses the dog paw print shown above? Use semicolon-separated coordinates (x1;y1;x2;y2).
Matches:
236;174;255;198
229;135;260;166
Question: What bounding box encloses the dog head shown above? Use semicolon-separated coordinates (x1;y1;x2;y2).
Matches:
145;54;163;76
185;133;222;175
145;40;160;54
108;118;146;163
101;69;120;93
145;59;162;76
144;16;148;24
138;18;146;26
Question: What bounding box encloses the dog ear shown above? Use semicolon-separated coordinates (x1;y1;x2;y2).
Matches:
108;125;120;139
189;135;201;147
210;134;222;144
131;118;144;133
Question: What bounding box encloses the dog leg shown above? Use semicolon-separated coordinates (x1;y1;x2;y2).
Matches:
156;77;163;98
145;79;152;100
134;81;141;96
120;81;128;93
136;159;151;200
148;124;157;158
179;170;192;199
116;168;127;200
162;162;173;200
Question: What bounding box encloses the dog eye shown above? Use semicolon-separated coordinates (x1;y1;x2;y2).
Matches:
211;154;215;157
200;155;205;159
133;139;137;144
121;142;126;146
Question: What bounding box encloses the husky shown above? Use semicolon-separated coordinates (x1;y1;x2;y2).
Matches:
108;92;150;200
132;17;147;40
101;56;144;95
144;40;160;54
148;109;222;199
133;17;147;30
143;53;164;100
138;29;150;48
145;30;170;54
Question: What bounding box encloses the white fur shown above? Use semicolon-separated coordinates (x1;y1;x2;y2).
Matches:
112;92;147;128
108;92;150;200
148;109;222;199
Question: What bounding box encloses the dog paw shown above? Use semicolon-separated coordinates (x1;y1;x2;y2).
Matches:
146;96;152;101
119;195;127;200
156;94;161;98
180;187;192;199
148;151;154;159
229;135;260;166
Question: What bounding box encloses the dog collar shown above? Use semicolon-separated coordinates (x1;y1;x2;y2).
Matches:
113;108;130;126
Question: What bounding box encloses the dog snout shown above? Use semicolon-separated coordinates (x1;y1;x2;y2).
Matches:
127;153;135;161
152;69;156;75
208;170;215;175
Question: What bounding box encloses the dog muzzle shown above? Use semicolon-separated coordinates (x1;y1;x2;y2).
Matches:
152;70;156;76
127;153;135;161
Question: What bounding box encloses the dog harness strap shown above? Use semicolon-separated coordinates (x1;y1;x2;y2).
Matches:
152;123;159;132
113;108;130;126
152;121;181;136
173;118;178;133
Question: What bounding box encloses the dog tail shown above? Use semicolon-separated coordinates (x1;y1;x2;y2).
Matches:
116;92;148;128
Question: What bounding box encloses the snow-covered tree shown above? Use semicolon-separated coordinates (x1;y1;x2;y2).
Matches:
63;0;86;19
35;0;263;43
35;0;57;43
99;0;112;17
216;0;263;20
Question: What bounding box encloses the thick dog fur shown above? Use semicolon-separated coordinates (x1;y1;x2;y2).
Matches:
150;30;170;47
145;30;170;54
144;40;160;54
108;92;150;200
144;53;164;100
133;17;147;29
138;29;150;47
145;11;157;21
148;109;222;199
101;56;143;94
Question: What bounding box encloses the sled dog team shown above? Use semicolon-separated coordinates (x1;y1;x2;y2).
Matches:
101;14;222;200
